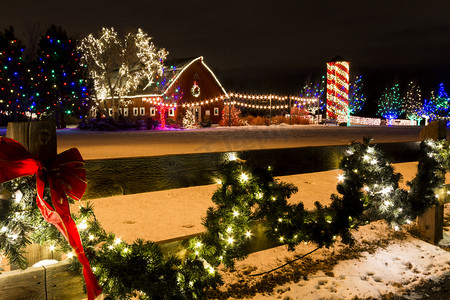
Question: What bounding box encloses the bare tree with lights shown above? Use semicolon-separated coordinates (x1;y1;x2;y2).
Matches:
79;27;167;120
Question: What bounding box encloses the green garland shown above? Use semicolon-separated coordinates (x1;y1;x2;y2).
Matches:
0;137;448;298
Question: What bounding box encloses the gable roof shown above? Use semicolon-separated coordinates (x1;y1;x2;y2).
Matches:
128;56;228;99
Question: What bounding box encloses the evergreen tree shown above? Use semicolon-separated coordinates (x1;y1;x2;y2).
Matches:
421;91;440;123
403;80;422;124
348;74;366;116
35;25;92;128
435;83;449;118
0;27;29;123
378;80;403;124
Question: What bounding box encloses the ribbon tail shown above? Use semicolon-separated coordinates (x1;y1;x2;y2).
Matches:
36;174;102;299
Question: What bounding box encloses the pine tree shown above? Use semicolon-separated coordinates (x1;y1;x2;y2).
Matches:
348;75;366;116
0;27;29;123
421;94;438;122
403;80;422;124
378;80;403;124
35;25;92;128
182;109;196;128
435;83;449;118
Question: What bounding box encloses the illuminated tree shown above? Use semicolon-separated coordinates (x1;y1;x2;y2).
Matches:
0;27;29;122
403;80;422;124
435;83;449;118
35;25;92;128
378;81;403;124
299;75;326;113
79;27;167;120
182;109;196;128
348;75;366;115
420;92;438;124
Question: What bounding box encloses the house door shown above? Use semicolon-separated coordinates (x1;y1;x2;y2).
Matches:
194;106;201;123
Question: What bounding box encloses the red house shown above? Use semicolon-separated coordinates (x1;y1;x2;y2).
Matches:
115;56;228;126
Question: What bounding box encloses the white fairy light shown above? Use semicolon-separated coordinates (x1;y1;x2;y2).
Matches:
114;238;122;245
226;152;237;161
14;190;23;203
240;173;249;182
88;234;95;240
337;174;345;182
0;226;7;233
67;252;74;259
245;231;251;238
226;226;232;233
77;220;88;230
49;245;56;251
195;241;202;248
232;210;239;217
227;237;234;245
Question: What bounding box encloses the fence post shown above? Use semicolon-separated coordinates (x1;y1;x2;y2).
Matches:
5;121;61;268
417;120;446;244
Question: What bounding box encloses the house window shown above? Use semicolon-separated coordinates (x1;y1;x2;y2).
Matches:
119;108;123;115
124;108;129;117
133;107;138;116
205;110;210;116
150;107;156;116
140;107;145;115
168;107;175;117
214;107;219;116
108;108;113;117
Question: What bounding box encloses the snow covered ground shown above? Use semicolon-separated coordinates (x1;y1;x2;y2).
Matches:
3;125;450;298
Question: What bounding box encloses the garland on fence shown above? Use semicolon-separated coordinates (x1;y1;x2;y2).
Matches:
190;137;449;270
0;137;448;298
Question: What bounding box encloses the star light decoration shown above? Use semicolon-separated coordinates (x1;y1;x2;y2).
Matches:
79;27;167;117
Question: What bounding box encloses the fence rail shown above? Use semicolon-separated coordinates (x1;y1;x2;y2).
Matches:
0;136;446;300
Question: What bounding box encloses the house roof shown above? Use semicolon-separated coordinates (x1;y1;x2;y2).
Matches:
127;56;228;99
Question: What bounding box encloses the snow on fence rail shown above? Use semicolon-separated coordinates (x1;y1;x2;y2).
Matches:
0;121;445;299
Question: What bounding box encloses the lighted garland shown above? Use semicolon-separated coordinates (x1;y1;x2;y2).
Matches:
0;182;221;299
1;138;448;298
192;137;449;271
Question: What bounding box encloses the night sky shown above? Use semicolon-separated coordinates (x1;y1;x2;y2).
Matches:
1;0;450;114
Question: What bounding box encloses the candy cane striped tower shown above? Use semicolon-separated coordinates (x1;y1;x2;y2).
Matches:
326;56;350;121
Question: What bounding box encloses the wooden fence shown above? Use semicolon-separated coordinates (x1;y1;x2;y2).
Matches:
0;121;448;299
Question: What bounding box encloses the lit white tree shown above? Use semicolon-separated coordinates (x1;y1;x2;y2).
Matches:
79;27;167;119
182;109;196;128
403;80;422;125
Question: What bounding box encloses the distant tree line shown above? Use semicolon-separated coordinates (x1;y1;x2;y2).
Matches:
0;24;448;127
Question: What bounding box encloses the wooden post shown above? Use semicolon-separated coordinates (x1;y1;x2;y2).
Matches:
417;120;446;245
4;121;61;268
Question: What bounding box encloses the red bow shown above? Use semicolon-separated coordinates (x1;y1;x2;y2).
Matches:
0;137;101;299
